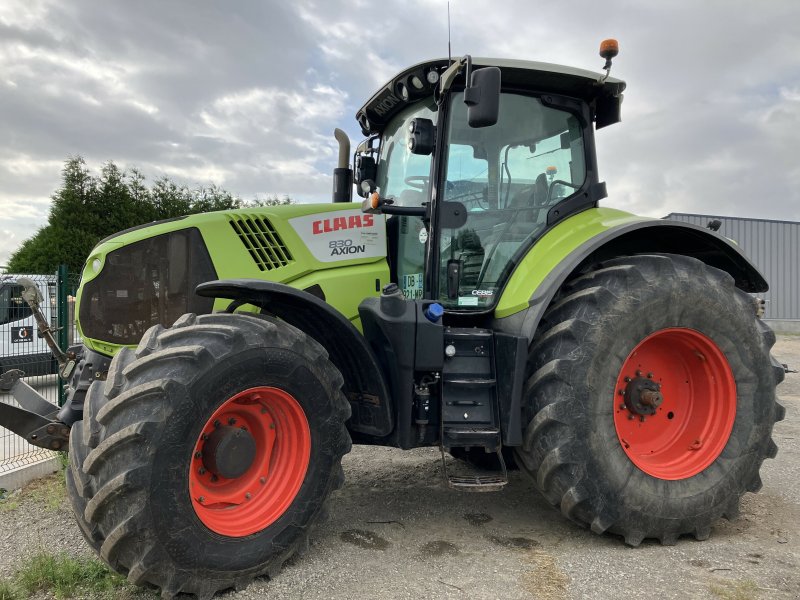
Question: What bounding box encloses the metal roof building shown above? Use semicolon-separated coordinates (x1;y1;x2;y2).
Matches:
666;213;800;327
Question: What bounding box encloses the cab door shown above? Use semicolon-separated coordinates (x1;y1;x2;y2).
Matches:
435;91;588;310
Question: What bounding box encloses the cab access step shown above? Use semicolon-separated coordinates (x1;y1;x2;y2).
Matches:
440;327;508;491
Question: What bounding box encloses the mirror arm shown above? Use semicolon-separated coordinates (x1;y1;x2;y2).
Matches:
361;190;427;217
437;55;470;99
381;205;427;216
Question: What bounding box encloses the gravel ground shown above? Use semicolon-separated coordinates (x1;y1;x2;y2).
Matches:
1;335;798;599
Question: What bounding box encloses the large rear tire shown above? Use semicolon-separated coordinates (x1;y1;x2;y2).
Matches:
67;312;351;598
515;254;785;546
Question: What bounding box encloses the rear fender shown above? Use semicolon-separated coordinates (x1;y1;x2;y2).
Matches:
196;279;393;439
494;209;767;343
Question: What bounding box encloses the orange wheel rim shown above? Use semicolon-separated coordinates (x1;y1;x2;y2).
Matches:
613;328;736;480
188;387;311;537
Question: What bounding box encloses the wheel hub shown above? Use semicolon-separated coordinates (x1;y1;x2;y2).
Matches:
623;374;663;416
202;425;256;479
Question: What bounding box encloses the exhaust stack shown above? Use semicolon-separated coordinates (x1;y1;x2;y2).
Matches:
332;128;353;203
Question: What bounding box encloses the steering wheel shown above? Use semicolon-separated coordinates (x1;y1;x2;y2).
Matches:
404;176;429;191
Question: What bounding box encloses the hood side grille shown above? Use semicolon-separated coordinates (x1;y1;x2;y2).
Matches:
228;215;293;271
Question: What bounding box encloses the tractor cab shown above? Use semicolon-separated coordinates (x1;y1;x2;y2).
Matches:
341;54;628;483
352;55;625;313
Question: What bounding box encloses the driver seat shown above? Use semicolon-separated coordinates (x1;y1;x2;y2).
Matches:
398;189;425;206
533;173;549;206
501;173;549;232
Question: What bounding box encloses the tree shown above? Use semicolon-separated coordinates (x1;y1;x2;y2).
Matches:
249;194;293;207
7;157;292;274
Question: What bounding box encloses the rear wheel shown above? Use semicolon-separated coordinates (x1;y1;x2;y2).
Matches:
515;254;785;545
67;312;351;598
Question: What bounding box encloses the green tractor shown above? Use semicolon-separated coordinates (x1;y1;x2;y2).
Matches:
0;43;785;598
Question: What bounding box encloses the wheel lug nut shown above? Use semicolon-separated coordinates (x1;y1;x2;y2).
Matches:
618;389;625;396
636;370;642;377
213;420;220;428
628;414;635;420
269;423;276;430
647;372;654;379
228;418;237;425
624;376;631;383
619;403;627;410
260;477;266;484
194;451;202;459
640;415;646;422
245;493;251;500
211;475;218;482
240;426;247;431
260;408;267;414
201;433;209;441
198;496;205;504
199;468;206;475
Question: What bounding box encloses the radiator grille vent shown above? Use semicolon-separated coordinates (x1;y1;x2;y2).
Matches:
228;215;293;271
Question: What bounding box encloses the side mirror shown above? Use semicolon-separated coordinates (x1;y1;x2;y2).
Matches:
464;67;501;128
354;155;377;197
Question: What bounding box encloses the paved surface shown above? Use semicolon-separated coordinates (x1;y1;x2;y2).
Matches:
0;336;797;599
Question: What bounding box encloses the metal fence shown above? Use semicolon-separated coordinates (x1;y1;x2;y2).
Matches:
0;267;81;473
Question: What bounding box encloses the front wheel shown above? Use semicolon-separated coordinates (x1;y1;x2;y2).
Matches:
67;312;351;598
515;254;785;546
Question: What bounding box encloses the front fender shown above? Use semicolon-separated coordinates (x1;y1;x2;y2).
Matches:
196;279;393;438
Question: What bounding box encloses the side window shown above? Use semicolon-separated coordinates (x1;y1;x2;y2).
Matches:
501;114;584;209
0;285;32;325
0;286;8;324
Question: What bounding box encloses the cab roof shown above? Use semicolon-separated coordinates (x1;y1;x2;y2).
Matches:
356;56;626;136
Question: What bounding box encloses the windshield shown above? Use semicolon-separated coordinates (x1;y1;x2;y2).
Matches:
439;92;586;309
376;100;437;299
375;100;437;207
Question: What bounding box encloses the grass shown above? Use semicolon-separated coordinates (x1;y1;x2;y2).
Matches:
0;453;68;513
709;579;760;600
0;459;149;598
0;580;16;600
0;473;65;513
0;551;147;599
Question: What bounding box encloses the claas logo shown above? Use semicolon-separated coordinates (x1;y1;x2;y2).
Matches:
312;214;374;235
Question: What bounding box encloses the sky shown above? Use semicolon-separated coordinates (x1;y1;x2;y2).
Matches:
0;0;798;266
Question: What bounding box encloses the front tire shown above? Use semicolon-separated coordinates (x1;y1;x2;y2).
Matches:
515;254;785;546
67;312;351;598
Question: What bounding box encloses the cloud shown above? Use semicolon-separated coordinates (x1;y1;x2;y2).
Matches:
0;0;798;268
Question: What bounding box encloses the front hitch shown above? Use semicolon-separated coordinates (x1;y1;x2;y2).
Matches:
0;369;70;451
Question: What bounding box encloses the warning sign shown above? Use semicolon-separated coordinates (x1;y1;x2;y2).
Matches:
11;326;33;343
